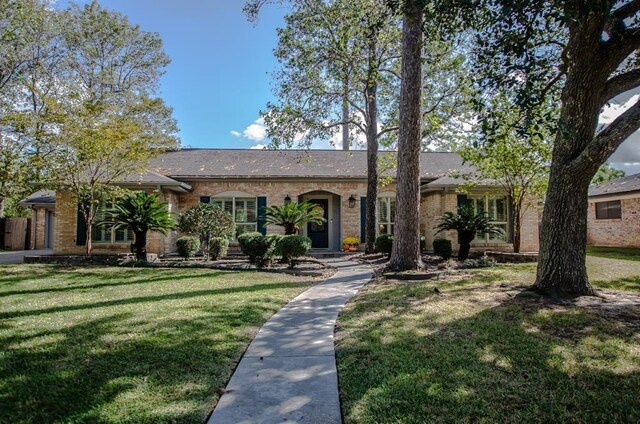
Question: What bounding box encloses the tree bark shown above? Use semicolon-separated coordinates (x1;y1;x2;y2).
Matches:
341;77;350;150
365;36;379;253
0;196;5;219
85;218;92;257
389;0;424;271
134;229;147;261
534;13;606;297
512;198;522;254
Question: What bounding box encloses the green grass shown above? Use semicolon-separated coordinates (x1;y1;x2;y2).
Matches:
0;265;316;423
336;258;640;423
587;245;640;261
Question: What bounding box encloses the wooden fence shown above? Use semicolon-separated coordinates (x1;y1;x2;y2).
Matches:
1;217;30;250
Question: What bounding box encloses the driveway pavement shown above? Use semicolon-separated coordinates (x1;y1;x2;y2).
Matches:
0;249;52;265
208;259;373;424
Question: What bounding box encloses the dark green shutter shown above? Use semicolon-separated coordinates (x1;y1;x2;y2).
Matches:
200;196;210;204
508;197;515;243
76;205;87;246
457;194;469;208
360;197;367;241
257;196;267;235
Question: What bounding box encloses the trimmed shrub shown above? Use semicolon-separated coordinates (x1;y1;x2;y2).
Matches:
278;235;311;268
176;236;200;259
177;204;235;260
238;232;278;267
433;238;452;259
208;237;229;261
375;234;393;256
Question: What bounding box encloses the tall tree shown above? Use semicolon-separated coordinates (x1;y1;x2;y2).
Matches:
474;0;640;297
388;0;424;270
43;1;178;256
458;93;552;253
256;0;402;253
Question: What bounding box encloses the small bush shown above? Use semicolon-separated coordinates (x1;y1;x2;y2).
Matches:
433;238;452;259
375;234;393;256
267;234;284;256
176;236;200;259
208;237;229;261
278;235;311;268
237;232;278;267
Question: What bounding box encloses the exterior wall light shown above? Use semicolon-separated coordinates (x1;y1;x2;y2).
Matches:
284;194;292;204
348;195;356;208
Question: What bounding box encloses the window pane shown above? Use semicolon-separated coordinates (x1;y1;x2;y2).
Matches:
378;198;388;223
489;224;508;242
493;198;506;222
378;224;389;234
91;206;111;243
245;199;256;222
608;201;621;219
115;227;134;243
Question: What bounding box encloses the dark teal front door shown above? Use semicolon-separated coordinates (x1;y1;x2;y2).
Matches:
307;199;329;248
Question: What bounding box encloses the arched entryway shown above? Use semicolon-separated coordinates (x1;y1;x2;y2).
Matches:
298;190;342;251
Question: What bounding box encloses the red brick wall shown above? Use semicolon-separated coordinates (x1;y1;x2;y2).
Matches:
587;194;640;248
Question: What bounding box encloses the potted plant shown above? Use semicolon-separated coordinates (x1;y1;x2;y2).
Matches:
343;237;360;252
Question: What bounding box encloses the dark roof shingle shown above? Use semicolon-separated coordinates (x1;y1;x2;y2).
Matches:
589;173;640;197
149;149;471;180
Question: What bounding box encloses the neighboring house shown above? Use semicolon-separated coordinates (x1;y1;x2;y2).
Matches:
588;172;640;248
20;149;540;255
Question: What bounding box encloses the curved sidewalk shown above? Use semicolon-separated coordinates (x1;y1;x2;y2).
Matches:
208;260;372;424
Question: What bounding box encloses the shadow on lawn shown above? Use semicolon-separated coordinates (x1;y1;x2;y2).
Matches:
0;300;282;423
0;281;304;320
337;282;640;423
0;270;228;298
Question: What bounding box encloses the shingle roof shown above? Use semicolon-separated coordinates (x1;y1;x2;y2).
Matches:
149;149;471;180
19;189;56;206
116;170;192;190
589;173;640;197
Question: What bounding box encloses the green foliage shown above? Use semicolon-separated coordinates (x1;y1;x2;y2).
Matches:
208;237;229;261
278;235;311;268
176;236;200;259
592;163;625;184
263;201;325;235
100;191;174;261
237;232;278;267
433;238;452;259
178;204;235;260
375;234;393;256
435;206;502;261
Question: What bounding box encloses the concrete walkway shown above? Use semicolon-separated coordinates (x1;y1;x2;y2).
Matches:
0;249;52;265
208;260;373;424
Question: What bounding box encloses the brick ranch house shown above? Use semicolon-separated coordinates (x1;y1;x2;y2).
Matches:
21;149;540;255
587;172;640;248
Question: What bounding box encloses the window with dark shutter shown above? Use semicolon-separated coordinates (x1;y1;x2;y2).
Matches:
595;200;622;219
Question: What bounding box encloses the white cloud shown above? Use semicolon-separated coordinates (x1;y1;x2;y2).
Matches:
242;118;267;142
250;144;267;149
600;94;640;124
230;130;241;137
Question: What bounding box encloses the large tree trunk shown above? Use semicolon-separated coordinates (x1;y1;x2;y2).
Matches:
512;198;522;254
365;37;378;253
389;0;424;271
85;219;92;257
0;196;5;219
534;17;605;297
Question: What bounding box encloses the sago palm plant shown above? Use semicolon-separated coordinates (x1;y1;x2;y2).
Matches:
101;191;175;261
435;205;502;261
263;201;326;235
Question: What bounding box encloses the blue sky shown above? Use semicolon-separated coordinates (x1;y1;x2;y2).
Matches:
55;0;639;173
57;0;299;149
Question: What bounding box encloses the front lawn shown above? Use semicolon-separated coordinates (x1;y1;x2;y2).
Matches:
0;265;316;423
336;258;640;423
587;245;640;262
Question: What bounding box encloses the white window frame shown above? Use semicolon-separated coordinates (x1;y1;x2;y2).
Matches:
468;194;509;244
377;195;396;236
210;196;258;240
91;202;134;244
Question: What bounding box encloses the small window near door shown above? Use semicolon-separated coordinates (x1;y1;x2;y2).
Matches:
595;200;621;219
377;197;396;235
